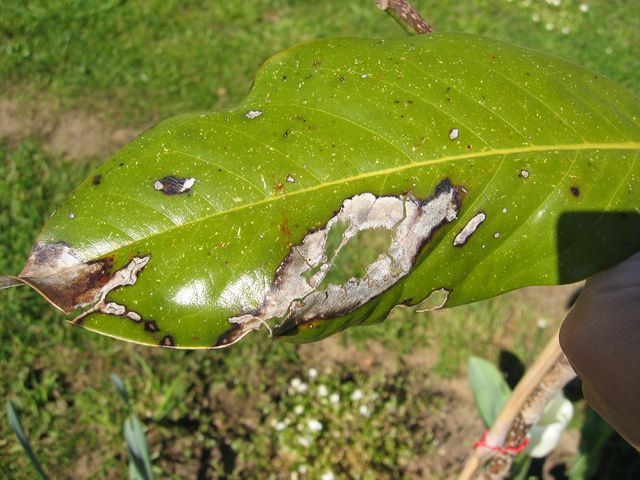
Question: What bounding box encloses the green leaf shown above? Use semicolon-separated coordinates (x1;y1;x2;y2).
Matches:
467;356;511;427
3;33;640;348
6;401;49;480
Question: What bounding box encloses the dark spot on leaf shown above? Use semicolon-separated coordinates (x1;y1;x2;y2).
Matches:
283;130;289;139
154;176;195;195
119;162;124;167
160;335;175;347
92;175;102;186
571;186;580;197
467;145;472;149
144;320;159;332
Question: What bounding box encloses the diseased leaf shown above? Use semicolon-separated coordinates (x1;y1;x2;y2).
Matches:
3;33;640;348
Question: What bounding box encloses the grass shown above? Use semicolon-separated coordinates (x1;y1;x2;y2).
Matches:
1;0;639;478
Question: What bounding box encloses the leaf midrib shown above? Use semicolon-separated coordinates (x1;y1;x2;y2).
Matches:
95;142;640;260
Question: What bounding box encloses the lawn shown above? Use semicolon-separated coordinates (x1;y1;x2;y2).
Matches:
1;0;639;478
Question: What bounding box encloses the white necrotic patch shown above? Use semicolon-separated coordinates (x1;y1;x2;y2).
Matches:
453;212;486;247
229;182;461;329
449;128;459;140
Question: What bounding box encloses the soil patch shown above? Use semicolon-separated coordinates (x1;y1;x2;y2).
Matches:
0;96;146;159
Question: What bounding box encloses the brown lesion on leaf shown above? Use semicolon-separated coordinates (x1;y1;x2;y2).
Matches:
160;335;175;347
144;320;159;332
220;178;465;345
92;174;102;186
11;242;115;312
154;176;195;195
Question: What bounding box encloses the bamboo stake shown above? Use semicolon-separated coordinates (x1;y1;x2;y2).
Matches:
459;330;577;479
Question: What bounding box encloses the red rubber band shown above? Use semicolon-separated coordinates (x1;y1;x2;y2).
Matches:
473;431;529;454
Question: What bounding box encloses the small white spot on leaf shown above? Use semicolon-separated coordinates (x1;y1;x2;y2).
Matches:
449;128;459;140
453;212;486;247
245;110;263;119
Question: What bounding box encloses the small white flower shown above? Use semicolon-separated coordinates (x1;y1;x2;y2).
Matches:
545;22;555;31
307;419;323;432
537;317;549;329
317;385;329;397
351;389;364;401
531;13;540;23
298;465;308;474
274;421;287;431
298;436;311;447
359;405;371;417
291;377;308;393
320;472;335;480
561;26;571;35
579;3;589;13
329;393;340;404
294;405;304;415
308;368;318;379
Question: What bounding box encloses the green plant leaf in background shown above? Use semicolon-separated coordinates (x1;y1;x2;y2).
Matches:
467;356;511;428
1;33;639;349
6;401;49;480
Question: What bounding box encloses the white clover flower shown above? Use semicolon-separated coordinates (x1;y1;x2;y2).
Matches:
545;22;555;31
308;368;318;379
351;389;364;401
561;26;571;35
537;317;549;329
320;472;335;480
579;3;589;12
274;421;287;431
298;436;311;447
294;405;304;415
317;385;329;397
307;419;323;432
359;405;371;417
526;392;574;458
290;377;308;393
531;13;540;23
329;393;340;404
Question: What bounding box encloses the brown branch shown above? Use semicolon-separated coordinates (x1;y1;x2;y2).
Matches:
458;330;577;480
376;0;433;35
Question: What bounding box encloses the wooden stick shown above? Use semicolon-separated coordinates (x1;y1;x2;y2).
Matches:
376;0;433;35
458;330;577;480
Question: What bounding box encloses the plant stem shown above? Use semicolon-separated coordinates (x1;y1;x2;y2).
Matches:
376;0;433;35
458;330;577;479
